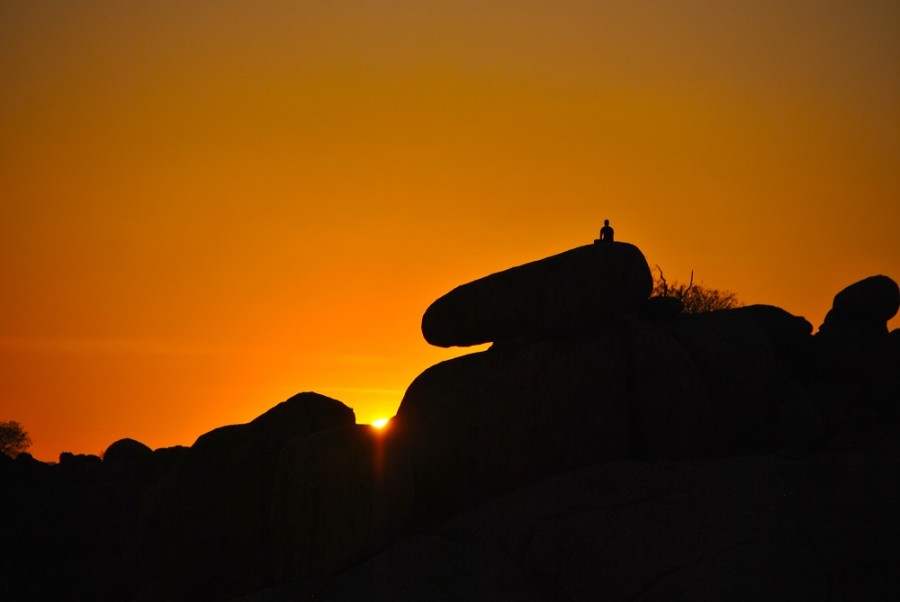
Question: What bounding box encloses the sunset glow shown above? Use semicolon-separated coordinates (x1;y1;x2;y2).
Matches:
1;1;897;461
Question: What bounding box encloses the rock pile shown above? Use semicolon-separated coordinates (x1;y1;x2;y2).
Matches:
2;241;898;601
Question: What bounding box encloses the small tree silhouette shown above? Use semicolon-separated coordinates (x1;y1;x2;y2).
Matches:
0;420;32;458
652;266;741;314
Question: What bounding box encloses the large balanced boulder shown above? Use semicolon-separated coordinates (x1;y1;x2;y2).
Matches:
422;242;653;347
138;392;355;601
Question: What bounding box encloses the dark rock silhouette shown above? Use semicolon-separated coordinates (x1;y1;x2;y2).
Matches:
3;241;899;601
57;451;104;482
422;242;653;347
639;294;684;319
812;275;900;455
824;274;899;326
1;451;149;600
396;305;814;515
320;455;900;602
271;424;414;592
138;392;354;601
103;437;154;478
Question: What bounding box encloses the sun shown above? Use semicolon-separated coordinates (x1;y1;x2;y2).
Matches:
371;417;391;430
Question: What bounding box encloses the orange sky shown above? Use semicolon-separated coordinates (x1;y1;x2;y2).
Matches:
2;1;898;461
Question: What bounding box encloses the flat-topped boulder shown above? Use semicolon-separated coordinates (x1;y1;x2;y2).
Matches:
422;241;653;347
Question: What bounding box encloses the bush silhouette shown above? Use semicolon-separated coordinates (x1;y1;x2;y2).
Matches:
652;266;741;313
0;420;32;458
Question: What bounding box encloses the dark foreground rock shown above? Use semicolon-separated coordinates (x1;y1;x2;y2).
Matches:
104;437;155;478
397;306;815;516
422;242;653;347
272;424;414;592
138;392;355;601
320;454;900;602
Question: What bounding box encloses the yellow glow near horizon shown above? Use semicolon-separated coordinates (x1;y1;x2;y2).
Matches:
371;418;391;430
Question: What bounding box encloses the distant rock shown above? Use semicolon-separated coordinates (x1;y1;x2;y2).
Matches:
828;274;899;325
139;392;355;601
57;452;104;483
0;450;12;481
10;452;52;483
104;438;154;478
151;445;190;478
422;242;653;347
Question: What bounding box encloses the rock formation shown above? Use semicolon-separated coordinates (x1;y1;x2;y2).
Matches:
139;392;355;600
422;241;653;347
2;242;898;601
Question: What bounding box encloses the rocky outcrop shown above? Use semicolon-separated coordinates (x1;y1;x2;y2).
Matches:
422;242;653;347
271;424;414;592
3;240;898;602
396;328;634;516
320;455;900;601
816;275;899;376
396;306;807;516
103;438;154;478
139;392;355;601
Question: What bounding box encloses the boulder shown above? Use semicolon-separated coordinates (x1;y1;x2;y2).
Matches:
639;295;684;320
57;452;104;483
139;392;355;601
625;319;717;460
271;424;414;593
395;328;634;516
726;305;813;375
103;438;154;478
828;275;899;325
0;454;145;601
0;450;12;479
151;445;190;479
816;275;898;365
657;309;780;455
814;277;900;433
398;307;791;517
320;455;900;601
422;242;653;347
10;452;52;484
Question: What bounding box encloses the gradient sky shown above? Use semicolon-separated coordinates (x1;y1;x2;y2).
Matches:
2;1;898;461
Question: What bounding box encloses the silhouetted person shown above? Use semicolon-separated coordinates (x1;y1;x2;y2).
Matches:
599;219;614;242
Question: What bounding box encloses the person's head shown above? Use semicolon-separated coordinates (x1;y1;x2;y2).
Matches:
604;219;609;226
